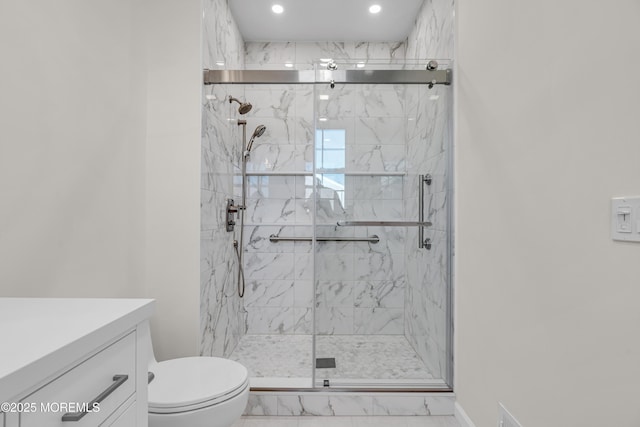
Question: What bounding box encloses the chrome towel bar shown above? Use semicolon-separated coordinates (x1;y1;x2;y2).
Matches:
269;234;380;244
336;221;432;227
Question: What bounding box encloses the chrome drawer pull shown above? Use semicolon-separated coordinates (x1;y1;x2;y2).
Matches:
61;374;128;422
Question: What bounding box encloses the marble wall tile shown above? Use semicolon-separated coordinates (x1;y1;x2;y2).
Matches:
295;85;315;120
246;197;296;224
243;86;297;119
245;144;307;172
354;308;404;335
371;395;454;416
201;189;224;231
405;0;455;60
354;117;406;146
245;225;295;253
201;0;246;357
354;252;405;282
294;43;357;65
246;307;295;334
201;259;244;357
294;253;313;281
348;199;404;222
244;280;295;307
202;0;245;69
356;85;406;118
245;42;296;68
316;281;355;308
294;280;314;307
315;306;354;335
278;394;373;416
245;252;295;280
353;227;406;255
244;394;278;416
247;175;299;199
401;0;454;380
353;280;405;308
245;393;455;416
316;87;357;119
315;253;355;281
346;144;406;172
346;176;404;200
353;42;406;61
244;41;408;70
293;308;313;334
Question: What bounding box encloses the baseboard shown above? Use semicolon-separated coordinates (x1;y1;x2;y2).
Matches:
455;402;477;427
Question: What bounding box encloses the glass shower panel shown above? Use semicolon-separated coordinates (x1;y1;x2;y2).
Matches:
312;63;452;389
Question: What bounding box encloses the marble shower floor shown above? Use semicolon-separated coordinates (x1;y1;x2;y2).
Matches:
228;335;434;381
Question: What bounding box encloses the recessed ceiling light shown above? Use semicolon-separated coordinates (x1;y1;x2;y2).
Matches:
319;95;329;100
284;62;293;68
356;62;366;68
272;4;284;14
215;61;225;66
319;117;328;122
369;4;382;14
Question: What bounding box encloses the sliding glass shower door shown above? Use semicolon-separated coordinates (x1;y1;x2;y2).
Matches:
204;61;452;390
312;61;453;389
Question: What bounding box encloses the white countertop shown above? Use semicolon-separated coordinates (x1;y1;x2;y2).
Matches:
0;298;154;403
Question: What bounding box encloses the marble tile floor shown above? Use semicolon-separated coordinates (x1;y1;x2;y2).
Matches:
228;334;434;380
232;416;460;427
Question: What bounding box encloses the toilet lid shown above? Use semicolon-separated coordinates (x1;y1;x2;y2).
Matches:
148;357;248;411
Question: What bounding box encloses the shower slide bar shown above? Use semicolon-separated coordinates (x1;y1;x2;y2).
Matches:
269;234;380;244
204;69;451;86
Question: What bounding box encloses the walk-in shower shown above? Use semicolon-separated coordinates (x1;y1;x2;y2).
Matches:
203;60;453;392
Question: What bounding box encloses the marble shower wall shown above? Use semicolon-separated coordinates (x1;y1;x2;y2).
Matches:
403;0;455;379
201;0;247;358
240;43;413;336
406;0;455;60
245;42;406;69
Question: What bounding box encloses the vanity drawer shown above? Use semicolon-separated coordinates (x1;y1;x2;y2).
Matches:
20;332;136;427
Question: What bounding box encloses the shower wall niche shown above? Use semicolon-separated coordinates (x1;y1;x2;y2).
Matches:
201;0;454;390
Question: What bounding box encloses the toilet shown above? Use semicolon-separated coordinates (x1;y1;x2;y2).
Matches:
143;325;249;427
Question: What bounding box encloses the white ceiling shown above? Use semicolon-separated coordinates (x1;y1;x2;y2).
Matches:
229;0;425;42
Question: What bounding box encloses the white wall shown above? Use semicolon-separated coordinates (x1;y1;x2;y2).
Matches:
0;0;203;362
0;0;146;297
455;1;640;426
143;0;202;361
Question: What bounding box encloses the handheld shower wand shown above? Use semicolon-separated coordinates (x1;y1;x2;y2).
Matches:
245;125;267;157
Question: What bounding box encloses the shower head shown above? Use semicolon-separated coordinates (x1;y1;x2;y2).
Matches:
246;125;266;153
229;96;252;114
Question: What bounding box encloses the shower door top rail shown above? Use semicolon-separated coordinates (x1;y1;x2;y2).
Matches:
203;69;452;86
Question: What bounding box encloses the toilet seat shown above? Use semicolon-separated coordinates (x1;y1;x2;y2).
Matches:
148;357;249;414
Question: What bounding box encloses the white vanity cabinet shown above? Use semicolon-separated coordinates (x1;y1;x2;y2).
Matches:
0;298;154;427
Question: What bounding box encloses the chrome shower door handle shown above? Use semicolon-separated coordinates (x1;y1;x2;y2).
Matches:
419;174;432;250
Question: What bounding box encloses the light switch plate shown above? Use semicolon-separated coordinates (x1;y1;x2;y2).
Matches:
611;196;640;242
